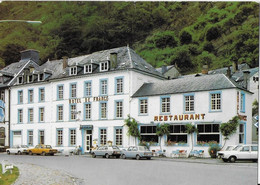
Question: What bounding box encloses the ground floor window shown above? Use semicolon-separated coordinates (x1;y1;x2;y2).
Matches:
28;131;33;146
140;126;158;143
197;124;220;144
70;129;76;146
100;129;107;146
167;125;187;145
39;130;44;144
57;129;63;146
239;124;245;144
115;128;123;146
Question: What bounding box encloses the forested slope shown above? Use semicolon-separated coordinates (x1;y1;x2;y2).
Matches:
0;1;258;74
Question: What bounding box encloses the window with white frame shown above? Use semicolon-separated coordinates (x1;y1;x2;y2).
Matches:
115;101;123;118
100;129;107;145
239;124;244;144
70;66;77;75
116;78;123;94
70;84;77;98
28;131;33;146
70;129;76;146
210;93;221;111
17;76;23;84
39;108;44;122
85;82;92;97
100;102;107;119
18;90;23;104
27;75;33;83
28;108;33;123
161;97;170;113
58;85;64;100
39;88;45;102
84;64;92;73
140;126;158;143
18;109;23;123
28;89;34;103
70;104;77;120
57;105;63;121
185;95;194;112
197;124;220;144
100;80;108;95
39;130;44;144
115;128;123;146
139;99;148;114
100;61;109;72
85;103;91;120
57;129;63;146
167;125;187;144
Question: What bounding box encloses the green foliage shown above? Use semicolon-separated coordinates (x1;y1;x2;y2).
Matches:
0;165;19;185
219;116;239;140
0;1;258;74
124;115;140;139
156;124;170;137
185;123;198;134
252;100;258;116
208;145;221;158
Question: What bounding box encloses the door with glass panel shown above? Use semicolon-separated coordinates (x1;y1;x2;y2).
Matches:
85;130;92;152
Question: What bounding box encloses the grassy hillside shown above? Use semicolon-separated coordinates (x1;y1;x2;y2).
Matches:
0;2;258;74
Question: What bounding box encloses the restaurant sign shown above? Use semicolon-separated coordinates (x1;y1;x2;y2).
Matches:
154;113;205;122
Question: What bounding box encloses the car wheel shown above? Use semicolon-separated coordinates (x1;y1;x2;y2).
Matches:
42;152;46;156
18;151;22;155
122;154;126;159
105;153;110;159
92;153;96;158
136;155;140;160
7;151;10;155
29;151;33;155
147;157;151;160
222;158;228;162
229;156;236;163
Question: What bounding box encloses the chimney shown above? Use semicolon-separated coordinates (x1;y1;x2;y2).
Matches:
226;66;231;78
21;49;40;64
201;65;208;74
110;52;118;69
161;65;167;74
62;56;68;69
232;61;238;73
243;70;250;89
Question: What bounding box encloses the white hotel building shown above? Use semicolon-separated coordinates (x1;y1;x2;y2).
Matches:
0;46;253;157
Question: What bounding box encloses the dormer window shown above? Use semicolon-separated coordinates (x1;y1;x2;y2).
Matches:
84;64;92;74
38;73;44;81
70;67;77;76
27;75;33;83
17;76;23;84
100;61;109;72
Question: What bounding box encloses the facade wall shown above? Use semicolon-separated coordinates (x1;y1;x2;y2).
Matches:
131;88;252;157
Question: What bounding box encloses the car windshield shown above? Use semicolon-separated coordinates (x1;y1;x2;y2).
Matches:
233;146;242;151
112;146;119;149
21;145;28;148
46;145;52;149
226;146;234;151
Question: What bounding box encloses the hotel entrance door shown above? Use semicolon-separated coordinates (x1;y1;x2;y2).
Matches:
85;130;92;152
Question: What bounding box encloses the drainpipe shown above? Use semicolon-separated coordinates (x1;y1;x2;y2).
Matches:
8;87;11;147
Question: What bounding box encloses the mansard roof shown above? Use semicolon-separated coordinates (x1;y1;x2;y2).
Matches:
132;74;251;98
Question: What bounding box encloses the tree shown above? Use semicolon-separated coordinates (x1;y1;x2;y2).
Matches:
124;115;140;146
156;124;170;150
180;30;192;45
219;116;239;149
185;123;198;157
252;100;258;116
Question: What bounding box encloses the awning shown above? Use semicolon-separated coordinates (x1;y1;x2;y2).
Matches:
80;125;93;130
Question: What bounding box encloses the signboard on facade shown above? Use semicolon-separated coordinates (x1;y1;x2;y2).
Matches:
69;96;108;104
154;113;205;122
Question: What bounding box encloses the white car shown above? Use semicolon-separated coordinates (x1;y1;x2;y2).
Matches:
218;144;258;162
6;145;29;155
92;145;121;158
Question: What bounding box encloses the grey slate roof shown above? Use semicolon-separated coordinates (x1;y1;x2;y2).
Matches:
132;74;249;97
156;65;175;74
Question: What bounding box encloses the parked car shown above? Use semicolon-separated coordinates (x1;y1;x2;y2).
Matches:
218;144;258;162
6;145;29;155
217;145;239;157
26;144;58;156
121;146;153;160
92;145;121;158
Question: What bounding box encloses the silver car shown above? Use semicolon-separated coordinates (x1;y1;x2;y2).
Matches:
121;146;153;160
92;145;121;159
6;145;29;155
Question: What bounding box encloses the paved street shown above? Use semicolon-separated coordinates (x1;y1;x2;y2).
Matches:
0;153;257;185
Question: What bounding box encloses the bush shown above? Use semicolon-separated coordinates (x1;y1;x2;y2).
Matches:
153;31;178;49
208;145;221;158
